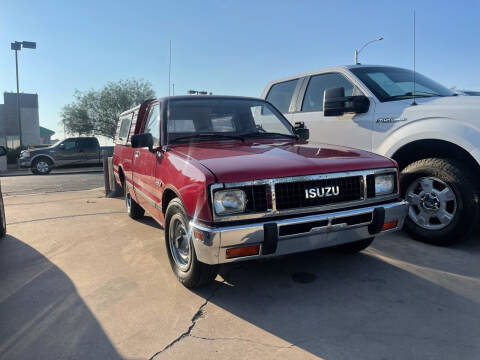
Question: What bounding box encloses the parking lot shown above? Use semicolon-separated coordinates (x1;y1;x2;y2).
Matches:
0;174;479;360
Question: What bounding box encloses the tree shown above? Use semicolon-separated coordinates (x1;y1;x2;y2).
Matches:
60;79;155;139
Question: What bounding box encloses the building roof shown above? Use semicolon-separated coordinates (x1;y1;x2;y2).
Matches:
40;126;55;136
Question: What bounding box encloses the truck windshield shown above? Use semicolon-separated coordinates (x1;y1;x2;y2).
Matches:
350;66;455;102
166;98;295;144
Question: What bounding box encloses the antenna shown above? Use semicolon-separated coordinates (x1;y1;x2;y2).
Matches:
168;40;171;98
412;10;417;106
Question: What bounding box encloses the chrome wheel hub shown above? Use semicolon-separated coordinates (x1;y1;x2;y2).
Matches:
37;161;49;174
169;215;192;271
406;177;457;230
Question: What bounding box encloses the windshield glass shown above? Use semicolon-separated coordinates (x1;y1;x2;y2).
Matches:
166;98;294;144
350;66;455;102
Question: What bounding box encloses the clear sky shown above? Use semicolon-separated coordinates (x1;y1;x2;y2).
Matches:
1;0;479;141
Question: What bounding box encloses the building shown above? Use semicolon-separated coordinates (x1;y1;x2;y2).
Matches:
0;92;40;148
40;126;55;144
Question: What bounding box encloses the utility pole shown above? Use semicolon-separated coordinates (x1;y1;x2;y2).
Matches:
11;41;36;148
14;46;21;147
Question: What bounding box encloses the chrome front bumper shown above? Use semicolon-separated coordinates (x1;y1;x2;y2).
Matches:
191;200;409;265
19;159;31;168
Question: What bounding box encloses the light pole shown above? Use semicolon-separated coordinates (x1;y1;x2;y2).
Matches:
10;41;36;147
354;37;383;65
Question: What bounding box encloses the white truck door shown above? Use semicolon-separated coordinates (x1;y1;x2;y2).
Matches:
292;73;374;151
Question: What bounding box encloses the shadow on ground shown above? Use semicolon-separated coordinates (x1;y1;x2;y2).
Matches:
0;235;124;360
190;233;480;359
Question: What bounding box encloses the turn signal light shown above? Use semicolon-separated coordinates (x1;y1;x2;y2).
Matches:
225;245;260;259
382;220;398;231
193;228;204;242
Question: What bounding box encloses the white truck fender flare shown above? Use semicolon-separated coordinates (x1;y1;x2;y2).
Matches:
377;118;480;166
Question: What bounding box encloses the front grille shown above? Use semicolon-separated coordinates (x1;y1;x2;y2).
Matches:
366;174;375;198
275;176;363;211
237;185;269;212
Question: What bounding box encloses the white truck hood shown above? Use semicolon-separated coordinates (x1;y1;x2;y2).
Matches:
391;96;480;126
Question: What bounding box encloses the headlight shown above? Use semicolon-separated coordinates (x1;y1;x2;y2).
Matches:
214;190;246;215
375;174;395;196
20;151;31;158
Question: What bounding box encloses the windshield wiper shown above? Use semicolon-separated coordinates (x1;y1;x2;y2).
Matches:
170;133;244;143
385;91;444;101
240;131;297;139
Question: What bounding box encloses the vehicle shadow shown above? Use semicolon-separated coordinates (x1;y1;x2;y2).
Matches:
195;236;480;359
0;235;126;360
137;215;163;230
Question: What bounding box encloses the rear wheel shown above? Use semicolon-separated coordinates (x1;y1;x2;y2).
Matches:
31;158;52;175
401;158;477;245
165;198;218;288
125;184;144;219
334;238;374;253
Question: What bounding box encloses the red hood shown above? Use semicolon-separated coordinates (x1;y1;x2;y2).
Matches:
170;140;395;183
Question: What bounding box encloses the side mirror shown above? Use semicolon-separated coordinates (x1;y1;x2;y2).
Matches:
323;87;370;117
293;122;309;141
58;143;65;150
0;146;6;156
132;133;153;151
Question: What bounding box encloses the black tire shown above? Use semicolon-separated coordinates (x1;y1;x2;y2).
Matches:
0;185;6;239
165;198;218;288
125;184;144;219
400;158;478;245
31;157;52;175
334;238;374;253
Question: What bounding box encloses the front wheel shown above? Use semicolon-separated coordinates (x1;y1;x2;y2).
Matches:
31;158;52;175
165;198;218;288
401;158;478;245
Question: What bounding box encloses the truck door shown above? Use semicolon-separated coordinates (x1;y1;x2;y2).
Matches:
54;138;82;166
292;73;373;151
78;138;100;164
132;103;162;220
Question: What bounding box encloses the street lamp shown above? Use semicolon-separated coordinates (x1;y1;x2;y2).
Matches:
10;40;36;147
354;37;383;65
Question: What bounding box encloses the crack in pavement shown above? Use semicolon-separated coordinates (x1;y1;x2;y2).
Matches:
149;266;243;359
189;335;295;350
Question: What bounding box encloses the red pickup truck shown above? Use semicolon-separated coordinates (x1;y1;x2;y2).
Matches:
113;96;408;288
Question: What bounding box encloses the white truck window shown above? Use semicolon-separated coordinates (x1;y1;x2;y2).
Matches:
302;73;354;112
265;79;298;113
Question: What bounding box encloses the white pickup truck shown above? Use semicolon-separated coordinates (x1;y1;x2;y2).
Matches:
262;65;479;245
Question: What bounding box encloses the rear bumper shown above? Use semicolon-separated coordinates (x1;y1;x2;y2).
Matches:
191;200;408;265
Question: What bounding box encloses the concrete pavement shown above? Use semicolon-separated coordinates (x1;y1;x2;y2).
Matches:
0;165;103;177
0;172;104;196
1;189;479;359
